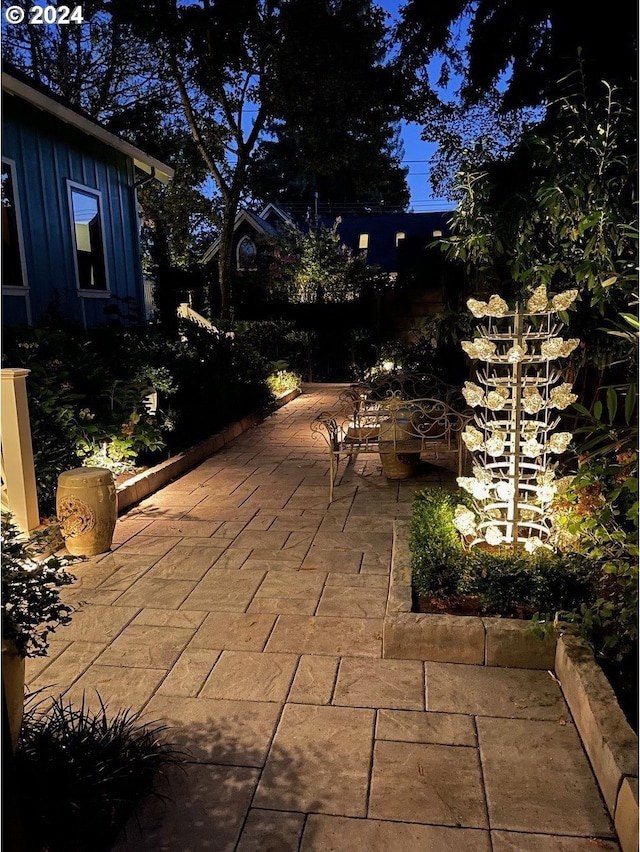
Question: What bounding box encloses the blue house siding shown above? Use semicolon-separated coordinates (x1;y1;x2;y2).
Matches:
2;98;144;328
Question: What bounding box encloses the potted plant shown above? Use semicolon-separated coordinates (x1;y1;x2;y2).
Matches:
1;511;78;750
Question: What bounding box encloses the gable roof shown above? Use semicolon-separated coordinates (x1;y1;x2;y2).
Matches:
2;67;174;183
201;207;284;265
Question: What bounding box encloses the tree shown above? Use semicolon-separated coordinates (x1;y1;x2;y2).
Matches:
396;0;637;113
249;0;410;216
107;0;406;319
1;0;164;120
266;221;376;304
442;74;638;392
4;0;407;320
394;0;637;200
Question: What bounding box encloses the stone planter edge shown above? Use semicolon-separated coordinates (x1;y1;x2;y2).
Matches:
384;518;639;852
115;387;301;513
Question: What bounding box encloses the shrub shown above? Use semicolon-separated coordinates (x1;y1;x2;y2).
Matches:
1;512;77;657
409;488;598;617
14;693;186;852
163;320;274;452
2;321;275;515
267;367;301;396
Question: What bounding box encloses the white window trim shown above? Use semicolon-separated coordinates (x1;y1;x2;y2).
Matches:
236;235;257;271
358;233;369;250
66;179;111;297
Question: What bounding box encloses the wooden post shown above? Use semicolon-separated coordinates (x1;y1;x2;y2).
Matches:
1;368;40;534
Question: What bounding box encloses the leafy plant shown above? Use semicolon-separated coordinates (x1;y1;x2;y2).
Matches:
267;367;301;396
410;489;598;617
548;452;638;662
264;221;377;304
14;692;187;852
1;513;77;657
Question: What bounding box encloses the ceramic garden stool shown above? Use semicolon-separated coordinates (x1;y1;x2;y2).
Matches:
56;467;117;556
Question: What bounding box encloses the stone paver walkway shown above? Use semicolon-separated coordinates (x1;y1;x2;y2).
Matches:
27;385;620;851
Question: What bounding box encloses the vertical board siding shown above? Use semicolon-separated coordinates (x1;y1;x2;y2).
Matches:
2;98;145;328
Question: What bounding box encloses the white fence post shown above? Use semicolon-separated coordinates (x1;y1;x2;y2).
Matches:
1;368;40;534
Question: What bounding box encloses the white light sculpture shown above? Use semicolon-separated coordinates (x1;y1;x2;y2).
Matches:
456;285;579;551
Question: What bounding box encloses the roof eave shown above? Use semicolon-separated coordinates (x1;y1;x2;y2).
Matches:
2;73;174;183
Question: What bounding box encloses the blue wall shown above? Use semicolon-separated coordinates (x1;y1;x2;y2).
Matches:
2;97;145;329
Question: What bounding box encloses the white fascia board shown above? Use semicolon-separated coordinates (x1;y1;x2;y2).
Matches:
200;209;271;264
2;73;174;183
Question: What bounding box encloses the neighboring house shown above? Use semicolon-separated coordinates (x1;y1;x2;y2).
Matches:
201;203;294;271
200;202;465;334
1;66;174;330
335;211;453;285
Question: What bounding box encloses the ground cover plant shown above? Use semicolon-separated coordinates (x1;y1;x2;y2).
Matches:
12;694;186;852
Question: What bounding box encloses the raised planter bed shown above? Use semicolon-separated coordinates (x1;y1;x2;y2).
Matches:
384;519;639;852
116;387;301;513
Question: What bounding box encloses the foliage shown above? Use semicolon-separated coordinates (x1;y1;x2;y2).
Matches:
2;320;277;515
163;319;275;452
548;449;638;663
446;79;635;288
0;0;168;121
250;0;409;215
410;489;598;618
267;368;301;397
14;692;187;852
370;308;474;386
2;325;170;513
1;513;77;658
442;74;638;399
266;221;377;304
103;0;406;318
423;67;637;708
395;0;636;114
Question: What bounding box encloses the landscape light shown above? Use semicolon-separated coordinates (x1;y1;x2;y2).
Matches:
456;288;579;551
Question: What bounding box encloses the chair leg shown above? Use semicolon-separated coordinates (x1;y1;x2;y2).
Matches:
329;451;337;504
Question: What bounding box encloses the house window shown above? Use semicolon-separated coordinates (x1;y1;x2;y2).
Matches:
432;229;443;238
395;231;406;247
2;160;26;288
237;236;257;270
68;183;108;291
358;233;369;250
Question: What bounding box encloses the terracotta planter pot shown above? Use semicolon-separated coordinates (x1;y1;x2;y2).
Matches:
2;640;25;751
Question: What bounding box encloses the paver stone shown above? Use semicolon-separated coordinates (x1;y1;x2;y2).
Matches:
368;740;488;827
478;716;615;836
301;815;492;852
253;704;374;816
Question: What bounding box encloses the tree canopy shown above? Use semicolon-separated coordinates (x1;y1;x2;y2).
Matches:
396;0;637;113
394;0;637;200
249;0;409;217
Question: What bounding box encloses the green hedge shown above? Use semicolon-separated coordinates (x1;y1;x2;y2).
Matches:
410;488;598;618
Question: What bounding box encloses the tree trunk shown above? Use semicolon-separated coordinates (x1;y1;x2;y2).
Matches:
217;194;241;321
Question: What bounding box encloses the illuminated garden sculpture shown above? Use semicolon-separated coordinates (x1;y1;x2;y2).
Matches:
454;285;579;552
